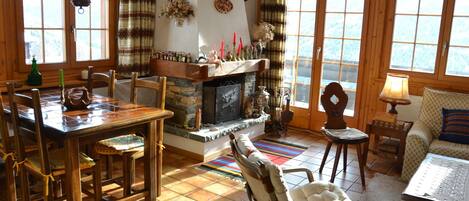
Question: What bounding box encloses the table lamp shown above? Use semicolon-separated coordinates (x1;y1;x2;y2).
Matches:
379;73;411;114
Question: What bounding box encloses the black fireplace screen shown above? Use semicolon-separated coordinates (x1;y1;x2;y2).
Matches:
203;83;241;124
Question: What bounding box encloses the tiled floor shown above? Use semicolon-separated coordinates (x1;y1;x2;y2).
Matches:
0;128;403;200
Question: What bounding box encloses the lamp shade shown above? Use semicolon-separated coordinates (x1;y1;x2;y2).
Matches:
379;73;411;105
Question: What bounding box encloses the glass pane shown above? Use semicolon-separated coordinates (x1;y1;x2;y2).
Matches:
454;0;469;16
24;30;43;64
23;0;42;28
390;43;413;71
419;0;443;15
413;44;436;73
323;39;342;63
416;16;441;44
324;13;344;38
76;30;90;61
321;63;340;86
91;0;108;28
346;0;364;12
298;37;314;58
286;0;301;11
91;30;108;60
76;7;90;28
285;36;298;59
294;82;310;106
286;12;300;35
446;47;469;77
283;59;295;87
395;0;419;14
340;65;358;86
450;17;469;46
44;30;65;63
43;0;64;28
344;14;363;39
393;15;417;42
345;92;356;113
298;59;313;79
300;12;315;36
301;0;316;11
326;0;345;12
342;40;360;65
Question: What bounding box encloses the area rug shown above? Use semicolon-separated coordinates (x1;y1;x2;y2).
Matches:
359;173;408;201
199;138;308;180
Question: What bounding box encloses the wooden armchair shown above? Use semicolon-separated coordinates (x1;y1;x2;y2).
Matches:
7;84;102;201
229;133;350;201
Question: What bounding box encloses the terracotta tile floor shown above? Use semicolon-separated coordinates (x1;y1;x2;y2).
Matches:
0;128;402;201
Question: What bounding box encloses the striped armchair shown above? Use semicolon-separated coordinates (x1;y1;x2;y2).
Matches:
401;88;469;181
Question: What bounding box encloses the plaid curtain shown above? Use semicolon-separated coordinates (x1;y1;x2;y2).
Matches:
258;0;287;111
117;0;156;77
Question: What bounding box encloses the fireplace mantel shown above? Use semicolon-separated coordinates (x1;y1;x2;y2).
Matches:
150;59;269;82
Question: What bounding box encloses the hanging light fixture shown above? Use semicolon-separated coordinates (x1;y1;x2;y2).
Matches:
71;0;91;14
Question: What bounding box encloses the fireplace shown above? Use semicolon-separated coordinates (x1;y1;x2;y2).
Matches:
203;78;242;124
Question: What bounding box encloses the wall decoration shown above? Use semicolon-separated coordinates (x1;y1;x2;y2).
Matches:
160;0;195;26
214;0;233;14
71;0;91;14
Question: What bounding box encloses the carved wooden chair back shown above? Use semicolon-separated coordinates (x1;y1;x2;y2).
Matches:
87;66;116;98
130;72;167;110
320;82;348;129
6;83;51;176
229;134;278;201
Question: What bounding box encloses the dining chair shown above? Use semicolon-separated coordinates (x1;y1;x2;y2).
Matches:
94;72;167;196
87;66;116;98
318;82;369;187
7;83;102;201
0;94;18;201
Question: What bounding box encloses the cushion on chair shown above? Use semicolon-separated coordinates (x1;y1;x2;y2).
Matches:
439;108;469;144
419;88;469;138
237;134;259;156
290;181;350;201
322;128;368;142
0;136;50;153
95;134;144;155
429;140;469;160
26;149;95;176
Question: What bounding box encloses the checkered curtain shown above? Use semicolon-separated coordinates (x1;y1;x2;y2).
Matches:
258;0;287;111
117;0;156;77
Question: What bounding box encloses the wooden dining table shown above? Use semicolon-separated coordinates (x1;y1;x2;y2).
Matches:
3;90;173;201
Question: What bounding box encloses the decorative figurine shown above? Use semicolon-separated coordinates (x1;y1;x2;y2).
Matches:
254;86;270;116
26;56;42;86
244;97;255;118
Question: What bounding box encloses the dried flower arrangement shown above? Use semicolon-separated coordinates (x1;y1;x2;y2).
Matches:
252;22;275;57
160;0;195;26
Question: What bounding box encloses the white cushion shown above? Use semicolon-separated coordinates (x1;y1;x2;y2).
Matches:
237;134;258;156
290;181;351;201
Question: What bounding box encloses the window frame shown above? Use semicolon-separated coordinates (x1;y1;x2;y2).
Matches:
15;0;117;73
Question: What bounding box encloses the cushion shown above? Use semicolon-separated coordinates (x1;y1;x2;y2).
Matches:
95;134;144;155
439;109;469;144
419;88;469;137
322;128;368;141
26;149;95;176
290;181;351;201
429;139;469;160
237;134;258;157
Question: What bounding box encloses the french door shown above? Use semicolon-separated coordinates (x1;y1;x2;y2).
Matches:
283;0;367;130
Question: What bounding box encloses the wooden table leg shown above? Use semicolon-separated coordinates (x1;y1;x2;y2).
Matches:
5;157;17;201
65;138;82;201
157;119;165;197
144;121;157;201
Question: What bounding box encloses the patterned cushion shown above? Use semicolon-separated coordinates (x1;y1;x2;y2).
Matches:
95;134;144;155
290;181;350;201
429;140;469;160
439;109;469;144
419;88;469;137
26;149;95;176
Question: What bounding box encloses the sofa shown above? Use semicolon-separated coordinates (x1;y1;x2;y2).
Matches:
402;88;469;181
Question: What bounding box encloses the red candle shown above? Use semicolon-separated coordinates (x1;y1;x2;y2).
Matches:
233;32;237;45
239;37;243;49
220;40;225;58
237;43;242;56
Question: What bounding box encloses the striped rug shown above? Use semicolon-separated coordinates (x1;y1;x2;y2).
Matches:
199;139;308;179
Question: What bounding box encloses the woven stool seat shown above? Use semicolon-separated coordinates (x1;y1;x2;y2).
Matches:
95;134;144;155
322;128;369;144
25;149;95;176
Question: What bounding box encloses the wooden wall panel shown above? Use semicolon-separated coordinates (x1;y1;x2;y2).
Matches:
0;0;7;82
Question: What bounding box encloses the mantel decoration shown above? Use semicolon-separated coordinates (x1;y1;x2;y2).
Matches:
70;0;91;14
252;22;275;57
63;87;92;111
214;0;233;14
160;0;195;27
26;57;42;86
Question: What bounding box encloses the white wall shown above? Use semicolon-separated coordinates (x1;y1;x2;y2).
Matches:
388;95;422;122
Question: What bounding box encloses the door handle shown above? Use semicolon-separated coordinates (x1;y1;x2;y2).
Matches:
316;47;322;61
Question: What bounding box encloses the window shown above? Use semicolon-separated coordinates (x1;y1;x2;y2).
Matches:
283;0;317;108
389;0;444;73
446;0;469;77
19;0;114;68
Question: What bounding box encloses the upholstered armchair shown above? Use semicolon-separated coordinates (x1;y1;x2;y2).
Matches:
230;134;350;201
401;88;469;181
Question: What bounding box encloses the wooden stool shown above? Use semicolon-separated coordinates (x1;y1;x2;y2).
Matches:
318;82;369;187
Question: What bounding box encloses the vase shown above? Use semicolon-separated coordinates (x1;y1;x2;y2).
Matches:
175;18;185;27
27;57;42;86
255;86;270;115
